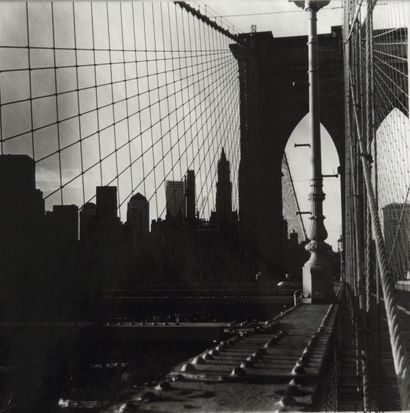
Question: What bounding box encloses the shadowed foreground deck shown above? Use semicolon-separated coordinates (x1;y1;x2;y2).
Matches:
107;303;339;412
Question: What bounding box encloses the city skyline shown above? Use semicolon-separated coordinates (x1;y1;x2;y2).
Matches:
0;1;345;251
0;1;241;223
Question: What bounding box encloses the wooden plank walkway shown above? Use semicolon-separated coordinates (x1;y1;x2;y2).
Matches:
107;303;338;412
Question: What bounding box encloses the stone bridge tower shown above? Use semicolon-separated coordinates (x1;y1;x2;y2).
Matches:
230;28;344;279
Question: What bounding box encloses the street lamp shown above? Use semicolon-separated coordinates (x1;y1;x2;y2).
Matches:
337;235;343;282
291;1;330;10
337;236;343;254
290;0;333;303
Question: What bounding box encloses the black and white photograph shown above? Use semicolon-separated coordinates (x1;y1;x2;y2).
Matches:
0;0;409;411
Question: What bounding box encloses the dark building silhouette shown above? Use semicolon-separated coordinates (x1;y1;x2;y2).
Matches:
45;205;79;319
165;180;185;218
48;205;79;244
185;170;196;221
215;149;233;221
96;186;118;222
127;192;149;250
0;154;35;191
80;202;97;241
0;154;45;224
0;155;45;319
0;154;308;322
0;155;45;252
80;186;125;289
283;229;309;283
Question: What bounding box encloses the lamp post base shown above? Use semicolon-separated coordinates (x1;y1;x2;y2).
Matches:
302;251;334;303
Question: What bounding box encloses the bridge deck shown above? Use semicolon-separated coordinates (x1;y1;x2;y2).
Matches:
109;303;338;412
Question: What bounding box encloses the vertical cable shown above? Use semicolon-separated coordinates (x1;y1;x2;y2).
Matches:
209;21;220;215
142;1;158;218
151;2;166;199
162;2;176;185
26;2;35;161
72;2;86;205
51;2;64;205
196;60;237;216
120;1;134;198
131;2;147;197
180;6;190;179
90;2;103;186
186;12;196;173
172;2;183;181
191;11;204;214
198;13;211;215
105;2;121;216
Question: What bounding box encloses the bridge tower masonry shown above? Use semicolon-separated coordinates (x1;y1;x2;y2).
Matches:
230;27;345;283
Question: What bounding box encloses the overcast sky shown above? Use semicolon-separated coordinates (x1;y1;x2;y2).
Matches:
0;0;347;249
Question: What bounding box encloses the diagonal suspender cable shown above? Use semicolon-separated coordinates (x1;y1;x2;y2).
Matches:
349;67;410;408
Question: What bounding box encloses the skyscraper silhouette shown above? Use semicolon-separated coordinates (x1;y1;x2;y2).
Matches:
80;202;97;241
96;186;119;222
215;148;232;221
0;155;45;319
185;170;196;221
48;205;79;244
85;186;125;286
127;193;149;246
165;181;185;218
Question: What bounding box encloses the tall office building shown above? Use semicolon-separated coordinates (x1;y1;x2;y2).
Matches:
165;180;185;218
85;186;124;281
80;202;97;241
96;186;118;222
383;203;410;280
0;155;45;309
46;205;79;274
0;154;45;234
0;154;44;222
215;148;232;220
127;192;149;239
49;205;79;244
0;154;35;193
185;170;196;221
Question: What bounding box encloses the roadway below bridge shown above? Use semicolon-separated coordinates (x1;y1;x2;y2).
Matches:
75;291;296;322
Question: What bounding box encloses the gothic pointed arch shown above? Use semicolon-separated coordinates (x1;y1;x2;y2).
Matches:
231;28;344;278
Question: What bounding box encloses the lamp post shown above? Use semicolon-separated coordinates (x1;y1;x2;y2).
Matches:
290;0;333;302
337;235;343;282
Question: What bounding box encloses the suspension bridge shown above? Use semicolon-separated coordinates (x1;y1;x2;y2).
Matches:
0;0;409;411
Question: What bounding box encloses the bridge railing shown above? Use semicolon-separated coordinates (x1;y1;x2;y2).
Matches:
312;306;341;411
343;0;410;409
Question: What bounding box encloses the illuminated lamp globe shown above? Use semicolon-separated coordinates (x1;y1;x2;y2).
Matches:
289;0;331;11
